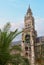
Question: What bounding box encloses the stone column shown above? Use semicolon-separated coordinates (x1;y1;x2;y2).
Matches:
21;41;25;56
30;33;35;65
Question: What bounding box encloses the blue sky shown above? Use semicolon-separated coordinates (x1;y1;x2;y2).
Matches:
0;0;44;41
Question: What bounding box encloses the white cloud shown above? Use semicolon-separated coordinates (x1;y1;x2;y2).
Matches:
0;17;24;31
0;17;44;38
35;18;44;36
0;18;8;29
11;18;44;37
11;22;24;31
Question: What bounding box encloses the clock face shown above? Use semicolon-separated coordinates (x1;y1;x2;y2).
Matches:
25;34;30;43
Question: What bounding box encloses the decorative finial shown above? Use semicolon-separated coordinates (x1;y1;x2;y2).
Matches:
29;4;30;9
27;5;32;15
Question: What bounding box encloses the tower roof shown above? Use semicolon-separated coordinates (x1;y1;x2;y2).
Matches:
26;6;32;15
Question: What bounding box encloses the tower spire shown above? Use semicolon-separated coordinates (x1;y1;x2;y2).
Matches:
26;5;32;15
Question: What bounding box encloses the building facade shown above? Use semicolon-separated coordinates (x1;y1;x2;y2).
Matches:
21;6;44;65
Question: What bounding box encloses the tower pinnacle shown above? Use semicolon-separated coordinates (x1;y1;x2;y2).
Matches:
26;5;32;15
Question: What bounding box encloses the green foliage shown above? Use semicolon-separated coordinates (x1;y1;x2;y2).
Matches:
0;22;30;65
0;22;22;65
11;45;21;51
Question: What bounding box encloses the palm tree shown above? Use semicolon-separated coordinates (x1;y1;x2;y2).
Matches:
0;22;21;65
0;22;30;65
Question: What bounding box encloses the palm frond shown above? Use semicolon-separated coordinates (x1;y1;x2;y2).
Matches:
0;22;30;65
10;45;21;52
3;22;11;32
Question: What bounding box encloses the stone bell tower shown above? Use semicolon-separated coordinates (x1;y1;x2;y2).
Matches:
21;6;37;65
